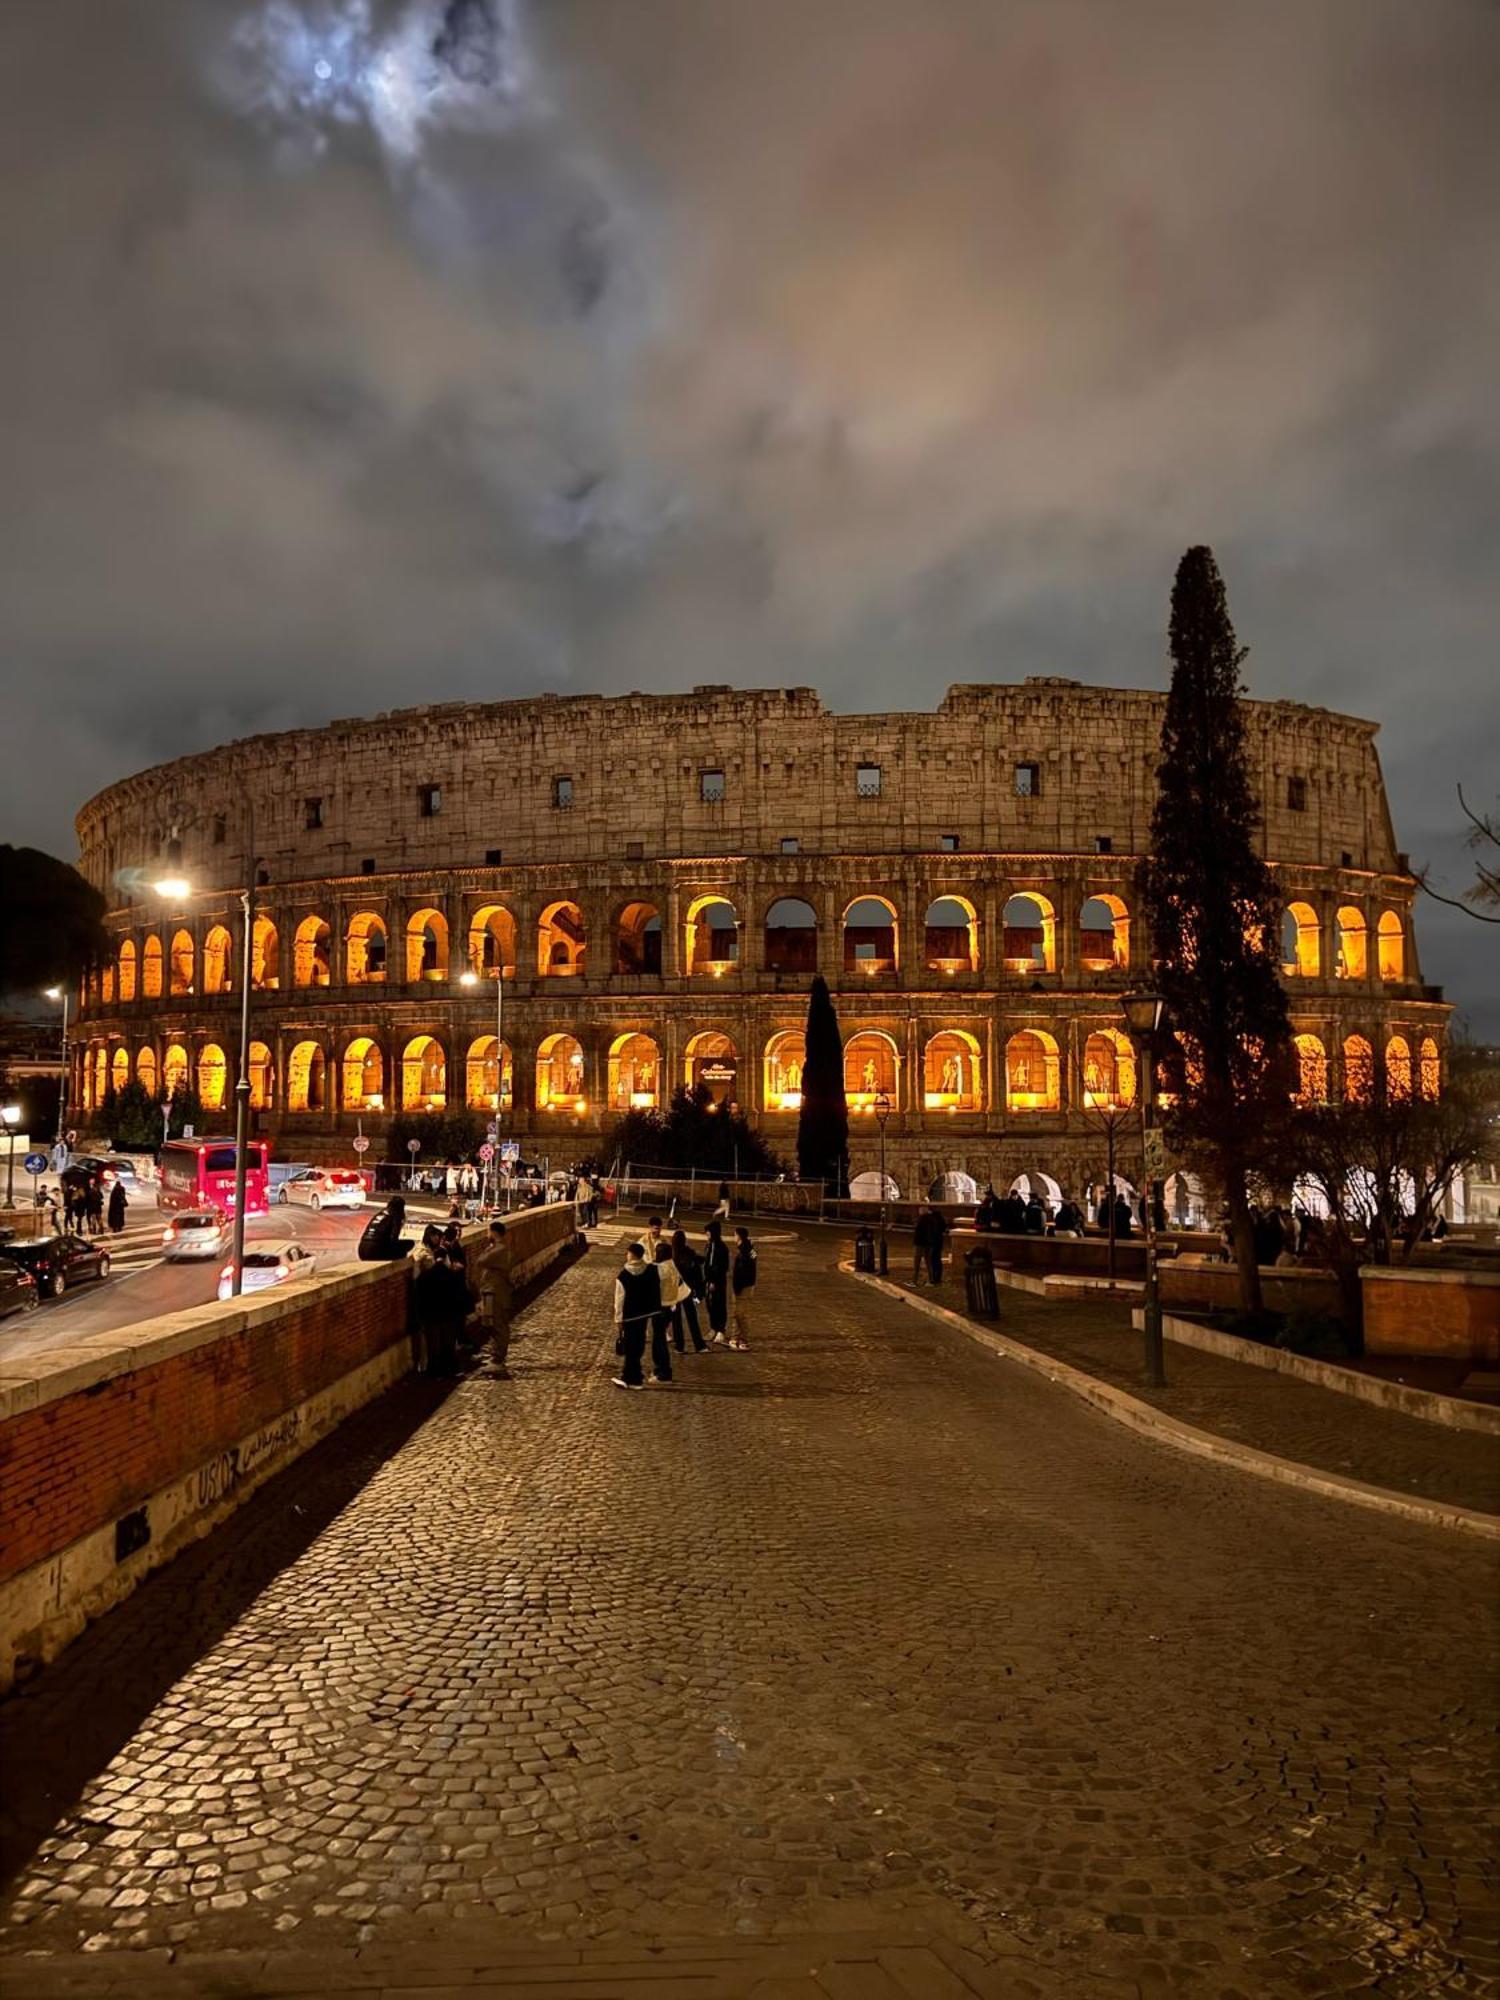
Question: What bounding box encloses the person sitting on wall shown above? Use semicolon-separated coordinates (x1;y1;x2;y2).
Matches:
974;1186;1002;1233
997;1189;1027;1234
359;1196;411;1261
1023;1193;1047;1235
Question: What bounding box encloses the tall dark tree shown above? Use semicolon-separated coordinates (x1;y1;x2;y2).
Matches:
0;846;109;998
1140;546;1294;1312
797;974;849;1193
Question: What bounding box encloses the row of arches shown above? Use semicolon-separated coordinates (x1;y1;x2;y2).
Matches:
1282;904;1406;981
1293;1032;1440;1105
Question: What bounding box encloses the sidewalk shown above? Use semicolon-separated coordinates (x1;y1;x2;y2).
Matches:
874;1264;1500;1520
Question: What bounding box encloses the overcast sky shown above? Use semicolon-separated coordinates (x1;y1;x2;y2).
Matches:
2;0;1496;1027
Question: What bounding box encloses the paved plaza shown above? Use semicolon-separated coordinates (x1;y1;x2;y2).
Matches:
1;1231;1497;1997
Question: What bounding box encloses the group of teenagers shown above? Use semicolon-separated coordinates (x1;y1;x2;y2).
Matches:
612;1214;758;1390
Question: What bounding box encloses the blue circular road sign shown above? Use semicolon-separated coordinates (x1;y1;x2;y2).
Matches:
23;1152;48;1175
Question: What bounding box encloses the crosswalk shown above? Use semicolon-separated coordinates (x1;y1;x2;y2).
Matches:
71;1211;173;1274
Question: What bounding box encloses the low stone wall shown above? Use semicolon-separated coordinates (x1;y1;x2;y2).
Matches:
1362;1266;1500;1363
0;1201;578;1691
1159;1261;1345;1320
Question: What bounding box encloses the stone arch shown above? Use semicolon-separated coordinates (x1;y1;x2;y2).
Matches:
142;935;163;1000
1335;907;1368;981
203;924;233;995
1377;910;1405;981
248;1041;274;1111
1419;1035;1441;1099
613;902;663;976
342;1036;384;1112
1005;1029;1061;1111
844;1029;900;1108
538;901;586;977
168;928;194;996
684;1030;738;1101
251;916;279;990
286;1041;327;1114
293;915;332;988
1385;1034;1413;1100
1294;1032;1328;1104
536;1032;586;1110
101;963;115;1005
609;1031;662;1110
842;896;898;974
764;1030;807;1110
162;1042;189;1097
467;905;517;979
197;1043;228;1112
135;1045;157;1095
465;1035;513;1111
923;1029;982;1110
924;896;978;973
346;911;388;983
1342;1033;1374;1102
400;1034;446;1110
1002;893;1056;973
111;1046;130;1093
117;939;138;1002
405;908;449;983
1079;894;1130;972
685;896;739;974
764;897;817;975
1082;1028;1137;1108
1282;902;1321;978
91;1046;107;1108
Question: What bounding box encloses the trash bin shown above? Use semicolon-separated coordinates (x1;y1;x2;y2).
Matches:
964;1245;999;1318
854;1227;876;1273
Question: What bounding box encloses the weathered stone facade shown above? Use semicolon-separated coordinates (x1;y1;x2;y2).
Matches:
70;681;1448;1195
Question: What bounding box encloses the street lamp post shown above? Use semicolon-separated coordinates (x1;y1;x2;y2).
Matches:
2;1104;19;1211
461;950;506;1209
43;985;70;1147
873;1090;891;1276
1122;990;1167;1389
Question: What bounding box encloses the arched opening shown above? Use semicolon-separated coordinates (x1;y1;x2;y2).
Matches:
1281;902;1321;977
111;1047;130;1093
400;1035;446;1110
293;915;332;988
342;1037;384;1112
1342;1034;1374;1103
1377;911;1405;981
1419;1036;1441;1100
135;1045;157;1095
197;1043;227;1112
346;912;387;984
251;917;279;990
405;908;449;983
168;929;194;996
467;905;517;979
465;1035;513;1112
1002;894;1056;973
609;1032;662;1110
764;1030;807;1110
1082;1028;1137;1108
1293;1033;1328;1104
1385;1035;1413;1101
536;1033;586;1111
685;897;739;975
842;897;897;975
101;964;115;1005
844;1030;899;1109
538;902;586;977
287;1040;327;1114
1335;907;1368;981
1005;1030;1060;1111
1163;1170;1209;1229
203;925;233;995
91;1047;107;1109
248;1041;273;1110
924;896;978;974
684;1031;738;1103
923;1030;982;1110
614;903;663;977
764;897;817;975
162;1042;189;1097
142;935;163;1000
1080;895;1130;972
117;940;138;1002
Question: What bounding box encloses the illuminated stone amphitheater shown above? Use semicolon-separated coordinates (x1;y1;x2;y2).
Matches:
71;681;1449;1195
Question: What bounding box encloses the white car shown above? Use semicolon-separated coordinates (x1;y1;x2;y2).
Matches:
276;1168;367;1212
162;1210;231;1262
218;1241;318;1299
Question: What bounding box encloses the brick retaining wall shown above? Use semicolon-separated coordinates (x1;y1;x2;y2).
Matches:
1362;1266;1500;1363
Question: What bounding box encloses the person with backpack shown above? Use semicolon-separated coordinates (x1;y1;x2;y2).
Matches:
703;1217;731;1345
612;1241;662;1390
649;1242;680;1382
729;1227;757;1350
670;1228;708;1352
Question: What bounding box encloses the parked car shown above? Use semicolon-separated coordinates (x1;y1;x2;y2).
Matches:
0;1233;111;1299
0;1258;39;1320
162;1210;232;1262
276;1168;366;1212
217;1241;318;1300
103;1155;145;1189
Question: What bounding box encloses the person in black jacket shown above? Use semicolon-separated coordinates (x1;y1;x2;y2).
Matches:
358;1196;410;1261
670;1228;707;1352
703;1218;731;1345
729;1227;757;1350
612;1243;662;1389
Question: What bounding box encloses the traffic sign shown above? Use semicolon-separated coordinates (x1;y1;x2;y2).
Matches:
352;1135;370;1155
23;1152;47;1176
486;1123;499;1141
500;1140;520;1165
406;1138;421;1156
478;1142;494;1163
1143;1128;1168;1177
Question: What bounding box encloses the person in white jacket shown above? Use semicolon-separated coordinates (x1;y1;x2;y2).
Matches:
649;1241;682;1383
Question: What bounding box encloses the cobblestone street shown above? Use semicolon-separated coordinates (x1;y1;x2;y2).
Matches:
2;1232;1497;1997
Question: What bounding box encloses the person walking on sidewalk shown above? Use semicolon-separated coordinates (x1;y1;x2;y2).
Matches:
915;1203;947;1285
649;1242;679;1382
729;1226;757;1350
473;1221;514;1380
703;1217;731;1344
612;1241;661;1390
106;1180;127;1235
670;1227;708;1352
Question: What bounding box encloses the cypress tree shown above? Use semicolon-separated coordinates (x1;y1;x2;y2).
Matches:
797;974;849;1193
1140;546;1294;1313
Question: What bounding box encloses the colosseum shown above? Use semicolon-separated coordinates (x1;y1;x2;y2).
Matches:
70;680;1450;1201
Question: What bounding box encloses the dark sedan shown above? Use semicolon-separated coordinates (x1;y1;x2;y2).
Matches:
0;1257;39;1320
0;1233;112;1300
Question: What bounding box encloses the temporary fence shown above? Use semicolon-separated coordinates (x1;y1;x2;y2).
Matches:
616;1166;828;1220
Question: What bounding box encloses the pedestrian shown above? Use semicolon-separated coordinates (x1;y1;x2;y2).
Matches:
358;1195;411;1261
60;1181;77;1232
703;1217;731;1344
920;1202;948;1285
409;1224;444;1375
473;1221;514;1379
998;1189;1026;1233
1112;1194;1133;1239
85;1181;105;1236
1053;1197;1083;1237
911;1206;931;1284
712;1180;731;1224
975;1185;1001;1232
649;1243;679;1381
440;1221;468;1276
107;1180;127;1234
1023;1192;1046;1235
644;1214;666;1262
730;1227;757;1349
670;1228;708;1352
612;1241;661;1390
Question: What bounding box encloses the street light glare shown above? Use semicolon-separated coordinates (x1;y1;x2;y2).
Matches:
459;969;479;986
152;876;192;900
44;986;63;1000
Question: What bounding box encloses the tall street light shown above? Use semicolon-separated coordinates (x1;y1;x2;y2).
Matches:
2;1103;19;1211
873;1090;891;1276
1122;990;1167;1388
43;985;69;1148
461;938;506;1209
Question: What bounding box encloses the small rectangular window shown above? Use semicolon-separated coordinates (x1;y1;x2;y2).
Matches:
856;763;882;799
781;837;800;855
485;848;502;866
624;840;644;861
700;768;726;802
211;816;226;846
1287;776;1307;812
255;867;270;887
552;776;573;809
940;833;959;853
1341;850;1353;869
1095;835;1113;854
304;797;323;830
361;857;376;876
418;784;441;818
1014;761;1040;798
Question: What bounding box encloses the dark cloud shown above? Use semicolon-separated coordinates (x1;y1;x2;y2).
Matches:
1;0;1496;1024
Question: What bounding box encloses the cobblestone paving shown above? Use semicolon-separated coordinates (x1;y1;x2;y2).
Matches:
2;1235;1498;1997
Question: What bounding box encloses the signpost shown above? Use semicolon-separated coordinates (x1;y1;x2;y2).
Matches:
352;1135;370;1154
478;1142;494;1163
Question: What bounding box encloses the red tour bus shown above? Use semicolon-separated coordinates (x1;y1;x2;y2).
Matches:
157;1138;271;1217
